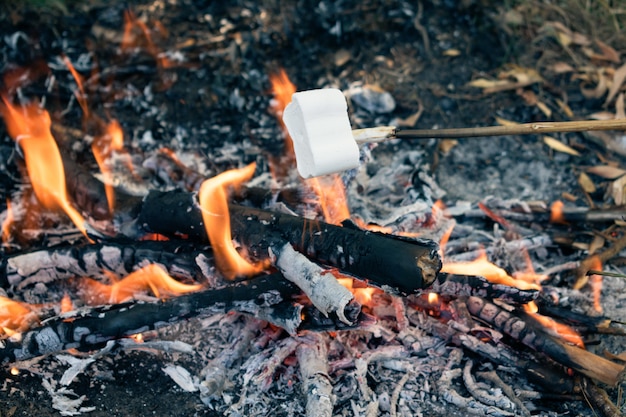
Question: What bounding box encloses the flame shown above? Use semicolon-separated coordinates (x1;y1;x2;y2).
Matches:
2;199;14;244
523;302;585;347
337;277;378;305
198;163;269;279
92;120;125;213
79;264;202;305
587;255;603;313
0;296;39;338
62;55;89;117
306;176;351;225
550;200;567;224
269;69;297;153
0;98;88;236
441;251;541;291
121;10;173;78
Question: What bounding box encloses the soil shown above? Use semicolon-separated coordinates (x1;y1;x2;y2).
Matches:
0;0;625;416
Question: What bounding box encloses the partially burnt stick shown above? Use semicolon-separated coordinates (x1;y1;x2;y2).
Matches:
428;273;539;304
0;239;216;290
466;296;626;386
0;273;336;363
132;190;442;295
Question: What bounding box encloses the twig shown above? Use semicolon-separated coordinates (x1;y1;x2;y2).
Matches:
581;378;623;417
389;372;411;417
575;227;626;288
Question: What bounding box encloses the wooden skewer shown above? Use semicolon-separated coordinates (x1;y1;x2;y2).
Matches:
352;119;626;143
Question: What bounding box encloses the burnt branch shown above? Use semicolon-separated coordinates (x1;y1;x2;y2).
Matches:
428;273;539;304
0;273;365;364
466;296;626;386
0;240;216;290
130;189;442;295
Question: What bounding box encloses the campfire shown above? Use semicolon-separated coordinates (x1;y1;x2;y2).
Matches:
1;1;626;416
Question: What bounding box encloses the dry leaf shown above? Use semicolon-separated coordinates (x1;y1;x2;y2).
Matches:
438;139;458;153
611;174;626;204
396;109;423;127
605;62;626;106
594;39;620;63
581;70;608;99
616;93;625;119
589;234;605;255
495;117;518;126
536;101;552;118
556;98;574;118
467;78;509;89
443;49;460;57
578;172;596;193
550;62;575;73
588;111;616;120
543;136;580;156
587;165;626;179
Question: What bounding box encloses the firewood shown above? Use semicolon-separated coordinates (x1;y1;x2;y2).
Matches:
466;296;626;386
428;273;538;304
131;189;442;295
0;273;362;364
296;333;334;417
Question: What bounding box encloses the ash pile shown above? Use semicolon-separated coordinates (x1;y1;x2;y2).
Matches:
0;1;625;416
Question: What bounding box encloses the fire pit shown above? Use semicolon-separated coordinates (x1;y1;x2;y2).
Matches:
0;1;625;416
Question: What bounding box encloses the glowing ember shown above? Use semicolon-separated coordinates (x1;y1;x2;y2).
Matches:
337;277;378;305
1;199;13;244
198;163;269;279
60;293;73;314
10;367;19;376
441;251;541;291
428;292;439;304
79;264;203;305
0;296;39;338
550;200;566;224
587;255;604;314
0;98;88;236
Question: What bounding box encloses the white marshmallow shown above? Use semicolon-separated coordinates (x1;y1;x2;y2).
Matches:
282;88;359;178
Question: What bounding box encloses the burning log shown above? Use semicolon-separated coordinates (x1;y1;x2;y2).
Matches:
0;240;216;290
466;296;626;386
428;273;538;304
131;189;442;295
0;273;365;364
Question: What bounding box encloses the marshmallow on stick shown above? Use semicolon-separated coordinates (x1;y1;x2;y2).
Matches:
283;88;626;178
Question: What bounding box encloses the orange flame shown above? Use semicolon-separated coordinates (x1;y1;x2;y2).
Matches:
121;10;173;78
0;98;88;236
79;264;202;305
441;251;541;291
198;163;269;279
60;293;73;314
92;120;125;213
269;69;297;152
1;199;14;244
306;176;351;225
523;302;585;347
337;277;378;305
62;56;89;117
0;296;39;338
550;200;567;224
587;255;603;314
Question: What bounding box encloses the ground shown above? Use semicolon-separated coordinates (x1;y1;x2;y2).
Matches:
0;0;625;416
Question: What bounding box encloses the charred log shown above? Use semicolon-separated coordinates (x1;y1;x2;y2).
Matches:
0;239;216;290
131;189;442;295
0;273;365;364
428;273;539;304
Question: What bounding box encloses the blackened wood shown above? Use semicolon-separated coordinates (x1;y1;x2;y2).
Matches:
133;190;442;295
428;273;539;304
0;274;299;363
0;240;216;289
466;296;626;386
